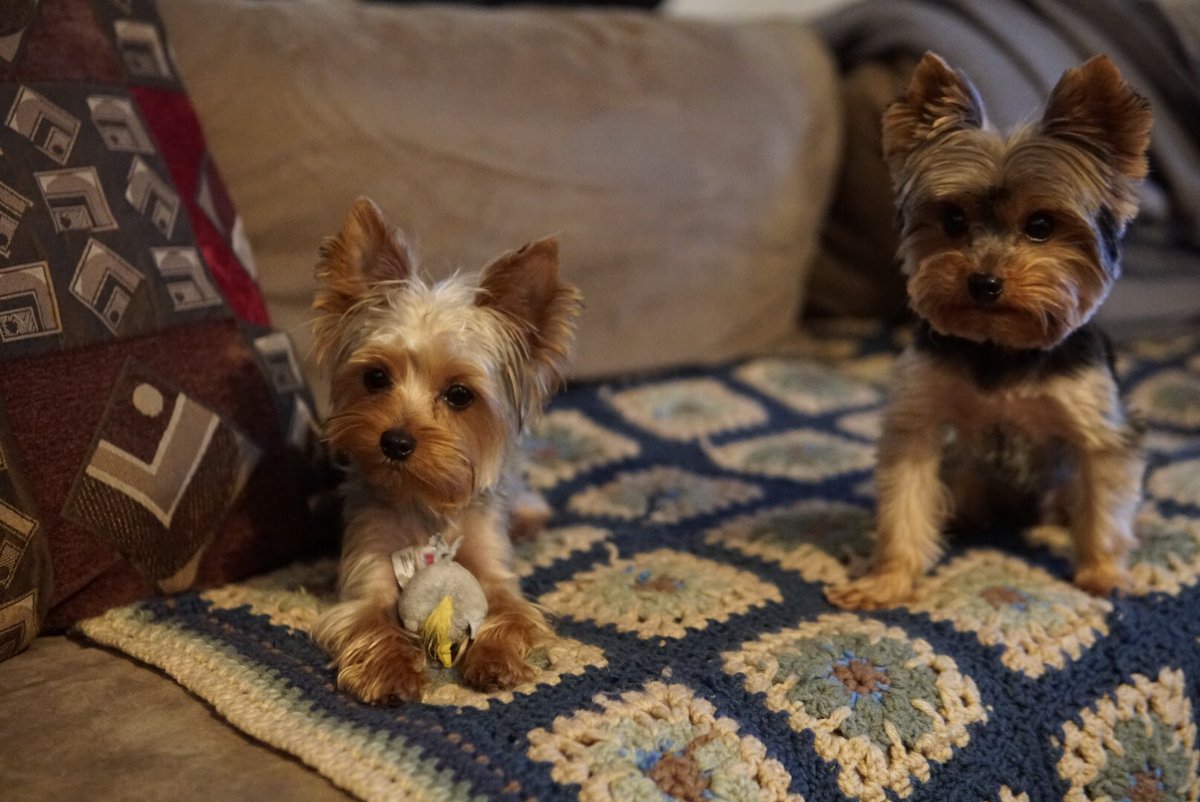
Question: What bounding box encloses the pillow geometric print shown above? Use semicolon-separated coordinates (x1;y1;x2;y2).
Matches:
0;0;330;660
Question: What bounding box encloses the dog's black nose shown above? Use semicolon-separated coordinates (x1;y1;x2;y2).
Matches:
380;429;417;461
967;273;1004;304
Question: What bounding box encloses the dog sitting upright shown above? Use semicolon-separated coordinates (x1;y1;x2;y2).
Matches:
827;53;1152;609
310;198;582;702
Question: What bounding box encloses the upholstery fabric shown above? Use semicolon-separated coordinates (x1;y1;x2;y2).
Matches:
0;635;351;802
158;0;841;410
0;0;331;657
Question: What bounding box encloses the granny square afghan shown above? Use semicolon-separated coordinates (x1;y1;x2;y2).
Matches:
79;323;1200;801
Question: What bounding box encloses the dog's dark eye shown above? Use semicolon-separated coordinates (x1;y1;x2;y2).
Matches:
942;205;968;237
363;368;391;393
443;384;474;410
1024;212;1054;242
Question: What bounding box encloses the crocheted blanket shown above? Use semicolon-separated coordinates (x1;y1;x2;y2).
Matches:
77;323;1200;802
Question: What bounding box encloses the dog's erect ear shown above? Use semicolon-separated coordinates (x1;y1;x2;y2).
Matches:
312;197;413;363
477;236;582;402
882;51;987;178
477;237;564;330
314;197;412;311
1041;54;1152;187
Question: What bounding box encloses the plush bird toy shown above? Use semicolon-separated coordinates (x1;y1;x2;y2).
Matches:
391;534;488;668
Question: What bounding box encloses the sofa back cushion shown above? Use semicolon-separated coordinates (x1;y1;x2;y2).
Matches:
158;1;841;409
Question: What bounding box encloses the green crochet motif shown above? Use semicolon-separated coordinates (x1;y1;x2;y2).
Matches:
776;632;940;751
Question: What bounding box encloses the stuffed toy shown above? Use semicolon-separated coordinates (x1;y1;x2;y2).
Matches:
391;534;488;668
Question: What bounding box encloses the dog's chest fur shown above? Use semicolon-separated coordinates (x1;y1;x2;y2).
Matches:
901;320;1127;485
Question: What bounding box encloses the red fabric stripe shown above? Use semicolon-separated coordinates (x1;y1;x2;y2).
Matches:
130;85;271;326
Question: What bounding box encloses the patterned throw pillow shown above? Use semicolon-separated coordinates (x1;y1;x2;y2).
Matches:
0;0;331;661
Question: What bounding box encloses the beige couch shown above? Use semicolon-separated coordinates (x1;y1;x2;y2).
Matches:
161;0;841;410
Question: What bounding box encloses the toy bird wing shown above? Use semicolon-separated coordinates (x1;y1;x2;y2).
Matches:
391;548;423;588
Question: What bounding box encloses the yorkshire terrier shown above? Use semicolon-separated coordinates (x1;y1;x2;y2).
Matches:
310;198;582;702
827;53;1152;609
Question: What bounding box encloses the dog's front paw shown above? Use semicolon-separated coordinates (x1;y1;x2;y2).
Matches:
825;569;916;610
458;604;552;692
337;627;427;704
509;489;552;543
1074;560;1129;597
459;635;535;692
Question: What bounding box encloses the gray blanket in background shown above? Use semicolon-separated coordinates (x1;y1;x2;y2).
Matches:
817;0;1200;337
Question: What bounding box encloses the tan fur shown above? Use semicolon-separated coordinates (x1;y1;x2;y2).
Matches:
827;55;1150;609
827;349;1144;609
310;198;581;703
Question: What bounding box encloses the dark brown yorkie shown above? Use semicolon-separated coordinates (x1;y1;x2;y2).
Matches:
827;52;1153;609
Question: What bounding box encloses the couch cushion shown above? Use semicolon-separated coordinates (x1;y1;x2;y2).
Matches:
0;636;351;802
0;0;331;654
158;0;840;407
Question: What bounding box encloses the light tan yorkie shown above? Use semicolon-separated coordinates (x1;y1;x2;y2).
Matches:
310;198;581;703
827;53;1153;610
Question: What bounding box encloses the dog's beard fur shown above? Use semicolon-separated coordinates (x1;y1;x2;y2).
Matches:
826;53;1151;611
903;222;1110;350
309;198;581;702
324;404;486;514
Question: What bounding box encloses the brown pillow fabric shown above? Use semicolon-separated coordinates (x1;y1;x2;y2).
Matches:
0;0;330;660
